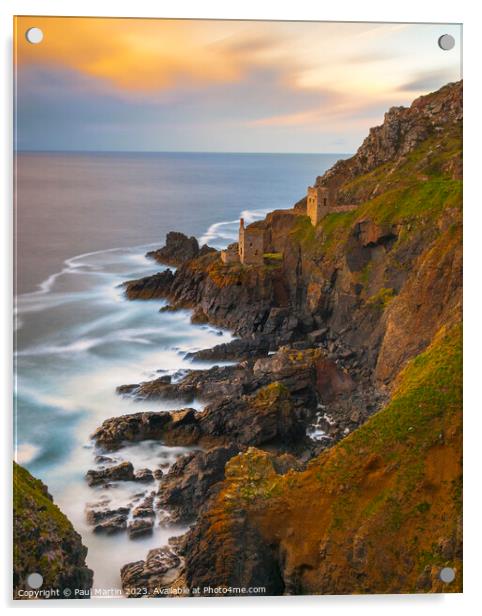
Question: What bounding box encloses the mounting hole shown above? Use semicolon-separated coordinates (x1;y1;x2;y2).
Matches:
439;567;456;583
25;27;43;45
26;572;43;589
438;34;455;51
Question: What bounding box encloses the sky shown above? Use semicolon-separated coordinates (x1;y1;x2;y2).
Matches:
14;17;462;153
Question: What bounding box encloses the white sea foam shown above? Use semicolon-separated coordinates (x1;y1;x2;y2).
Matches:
198;207;271;248
14;239;237;593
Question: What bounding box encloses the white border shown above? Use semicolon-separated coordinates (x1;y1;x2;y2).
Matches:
1;1;479;614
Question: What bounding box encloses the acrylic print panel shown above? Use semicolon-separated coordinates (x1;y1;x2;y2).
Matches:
13;16;462;600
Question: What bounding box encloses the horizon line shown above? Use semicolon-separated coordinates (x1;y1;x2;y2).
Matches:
15;149;353;157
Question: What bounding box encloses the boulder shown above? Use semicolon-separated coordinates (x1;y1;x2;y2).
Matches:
121;545;184;597
123;269;174;300
127;517;154;540
157;445;239;523
147;232;210;266
85;461;135;486
134;468;154;483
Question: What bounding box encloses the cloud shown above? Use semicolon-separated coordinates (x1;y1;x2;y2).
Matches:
14;18;461;152
400;68;458;93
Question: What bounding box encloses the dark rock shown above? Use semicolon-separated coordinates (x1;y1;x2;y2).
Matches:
123;269;174;300
134;468;154;483
93;514;128;535
92;409;200;451
147;232;203;266
307;328;327;344
127;517;154;540
121;546;184;597
186;336;273;362
157;445;239;523
85;501;130;525
95;455;116;465
132;493;156;518
190;307;209;324
85;461;135;486
94;378;308;453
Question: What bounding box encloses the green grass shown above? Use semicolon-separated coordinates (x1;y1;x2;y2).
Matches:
367;287;397;310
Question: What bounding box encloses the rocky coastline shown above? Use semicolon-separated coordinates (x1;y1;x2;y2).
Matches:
83;81;462;596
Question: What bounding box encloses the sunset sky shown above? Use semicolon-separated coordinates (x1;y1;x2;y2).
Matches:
14;17;461;153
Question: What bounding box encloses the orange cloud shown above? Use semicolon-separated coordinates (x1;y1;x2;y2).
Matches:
14;17;271;92
14;16;461;117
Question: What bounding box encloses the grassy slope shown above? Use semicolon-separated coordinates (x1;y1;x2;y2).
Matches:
216;323;462;593
13;462;88;592
291;120;462;261
188;86;462;595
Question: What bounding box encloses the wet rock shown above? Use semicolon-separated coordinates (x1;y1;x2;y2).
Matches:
93;514;128;535
127;517;154;540
95;366;312;453
157;445;239;523
85;502;130;525
85;461;135;486
153;468;164;480
121;546;184;597
92;409;199;451
132;493;155;518
146;232;215;267
118;345;324;410
190;306;209;324
95;455;116;465
123;269;174;300
134;468;154;483
185;336;271;361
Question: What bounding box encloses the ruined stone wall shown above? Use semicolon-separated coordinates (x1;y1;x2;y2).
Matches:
221;243;240;264
240;227;264;265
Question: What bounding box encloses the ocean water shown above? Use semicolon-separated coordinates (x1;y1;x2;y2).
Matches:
14;151;346;594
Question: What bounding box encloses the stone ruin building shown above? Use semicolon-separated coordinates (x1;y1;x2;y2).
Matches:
306;180;357;226
219;180;360;266
220;218;265;266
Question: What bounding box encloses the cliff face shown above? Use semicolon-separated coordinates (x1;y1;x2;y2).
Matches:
125;80;462;391
185;325;462;594
13;463;93;599
118;81;462;595
318;80;462;200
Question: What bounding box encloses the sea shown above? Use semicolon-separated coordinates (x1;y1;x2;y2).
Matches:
14;151;347;594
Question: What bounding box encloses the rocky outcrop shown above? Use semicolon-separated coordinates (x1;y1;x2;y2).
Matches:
118;345;326;406
121;542;186;598
317;80;463;200
147;231;215;267
185;335;272;361
123;269;174;300
157;445;239;523
92;408;200;451
85;488;158;539
13;463;93;599
85;461;135;486
94;382;306;452
181;326;463;594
